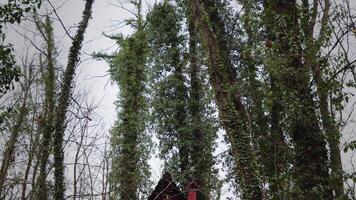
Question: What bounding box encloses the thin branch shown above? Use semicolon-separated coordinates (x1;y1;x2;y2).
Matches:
47;0;74;40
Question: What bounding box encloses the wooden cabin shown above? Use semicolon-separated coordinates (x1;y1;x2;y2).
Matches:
148;173;200;200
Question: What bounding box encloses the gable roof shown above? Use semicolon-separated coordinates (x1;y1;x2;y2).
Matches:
148;173;186;200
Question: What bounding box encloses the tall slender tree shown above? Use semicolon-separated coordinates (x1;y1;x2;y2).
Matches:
52;1;94;199
32;15;57;200
148;3;218;198
238;2;290;198
187;7;219;199
0;60;32;198
102;1;152;199
147;1;190;187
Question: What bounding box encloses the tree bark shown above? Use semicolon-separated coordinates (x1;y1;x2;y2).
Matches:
188;14;210;200
303;0;345;197
316;75;344;197
268;78;288;198
0;72;31;198
21;117;40;200
52;1;94;199
32;15;57;200
264;0;332;198
187;0;262;199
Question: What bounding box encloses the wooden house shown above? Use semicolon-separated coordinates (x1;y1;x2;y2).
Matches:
148;173;199;200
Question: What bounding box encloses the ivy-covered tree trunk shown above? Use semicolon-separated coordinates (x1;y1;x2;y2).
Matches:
304;25;344;199
173;34;190;186
52;1;94;199
108;1;152;199
311;53;344;197
301;0;344;197
33;15;57;200
264;0;332;198
268;78;289;198
187;0;262;199
252;1;292;197
316;74;344;197
187;14;216;200
147;2;190;188
239;2;288;196
148;3;218;197
188;15;206;199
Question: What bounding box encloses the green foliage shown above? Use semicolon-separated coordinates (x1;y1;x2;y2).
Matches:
1;0;356;199
108;7;152;199
344;140;356;153
0;0;42;94
0;0;42;24
0;43;19;93
52;1;94;199
146;1;189;180
33;14;58;200
194;0;351;199
0;107;12;132
147;1;219;198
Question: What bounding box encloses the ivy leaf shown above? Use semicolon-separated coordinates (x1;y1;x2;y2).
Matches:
344;140;356;153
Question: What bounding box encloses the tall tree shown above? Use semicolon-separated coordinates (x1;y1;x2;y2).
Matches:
51;1;94;199
238;1;290;198
0;2;43;191
187;9;219;200
147;1;190;187
148;3;218;198
187;0;263;199
102;1;152;199
300;0;344;197
33;15;57;200
146;2;220;198
263;0;332;198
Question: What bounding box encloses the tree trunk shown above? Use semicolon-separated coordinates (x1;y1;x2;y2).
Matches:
240;2;288;197
317;77;344;197
188;15;209;200
21;118;41;200
0;77;31;198
308;55;344;197
173;38;189;186
52;1;94;199
268;78;288;199
264;0;332;198
302;0;345;196
108;2;150;198
187;0;262;199
33;15;57;200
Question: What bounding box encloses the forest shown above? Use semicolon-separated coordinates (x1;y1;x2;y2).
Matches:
0;0;356;199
